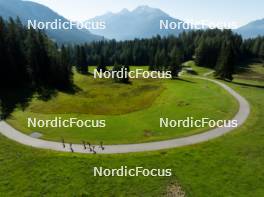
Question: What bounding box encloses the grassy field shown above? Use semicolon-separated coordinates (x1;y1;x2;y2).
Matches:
234;62;264;82
183;61;213;76
6;67;237;144
0;66;264;196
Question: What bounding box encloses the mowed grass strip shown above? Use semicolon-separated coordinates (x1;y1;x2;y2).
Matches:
183;61;213;76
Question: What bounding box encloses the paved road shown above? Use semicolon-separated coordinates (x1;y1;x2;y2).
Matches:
0;77;250;154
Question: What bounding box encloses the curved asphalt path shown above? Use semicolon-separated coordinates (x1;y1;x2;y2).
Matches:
0;76;250;154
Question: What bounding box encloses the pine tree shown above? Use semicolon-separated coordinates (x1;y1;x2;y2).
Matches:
195;39;207;66
112;64;130;84
252;37;261;57
76;46;88;74
60;45;73;87
215;41;235;81
259;41;264;59
25;28;40;85
97;64;107;73
169;47;183;78
0;17;8;87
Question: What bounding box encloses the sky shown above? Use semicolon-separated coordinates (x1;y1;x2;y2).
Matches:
30;0;264;27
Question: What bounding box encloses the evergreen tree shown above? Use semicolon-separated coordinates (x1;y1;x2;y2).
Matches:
215;41;235;81
97;64;107;73
0;17;8;87
195;39;207;67
59;45;73;87
169;47;183;78
259;42;264;59
76;46;88;74
0;16;74;118
252;37;261;56
112;64;130;84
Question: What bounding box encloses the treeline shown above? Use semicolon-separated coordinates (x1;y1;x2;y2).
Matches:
0;17;73;119
1;17;264;119
243;36;264;59
71;29;264;81
194;30;243;80
0;17;72;89
69;34;189;77
1;17;264;88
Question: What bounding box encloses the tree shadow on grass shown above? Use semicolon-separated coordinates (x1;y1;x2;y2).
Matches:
36;84;82;101
172;77;196;83
36;87;58;101
78;71;94;76
0;87;34;120
230;81;264;89
61;84;82;94
0;83;81;120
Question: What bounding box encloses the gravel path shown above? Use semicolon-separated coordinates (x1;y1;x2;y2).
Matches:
0;77;250;154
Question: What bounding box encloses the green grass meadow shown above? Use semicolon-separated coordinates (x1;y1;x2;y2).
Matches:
0;76;263;196
0;63;263;196
6;67;237;144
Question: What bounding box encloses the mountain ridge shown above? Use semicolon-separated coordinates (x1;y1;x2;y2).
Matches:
236;18;264;38
86;5;186;40
0;0;103;44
